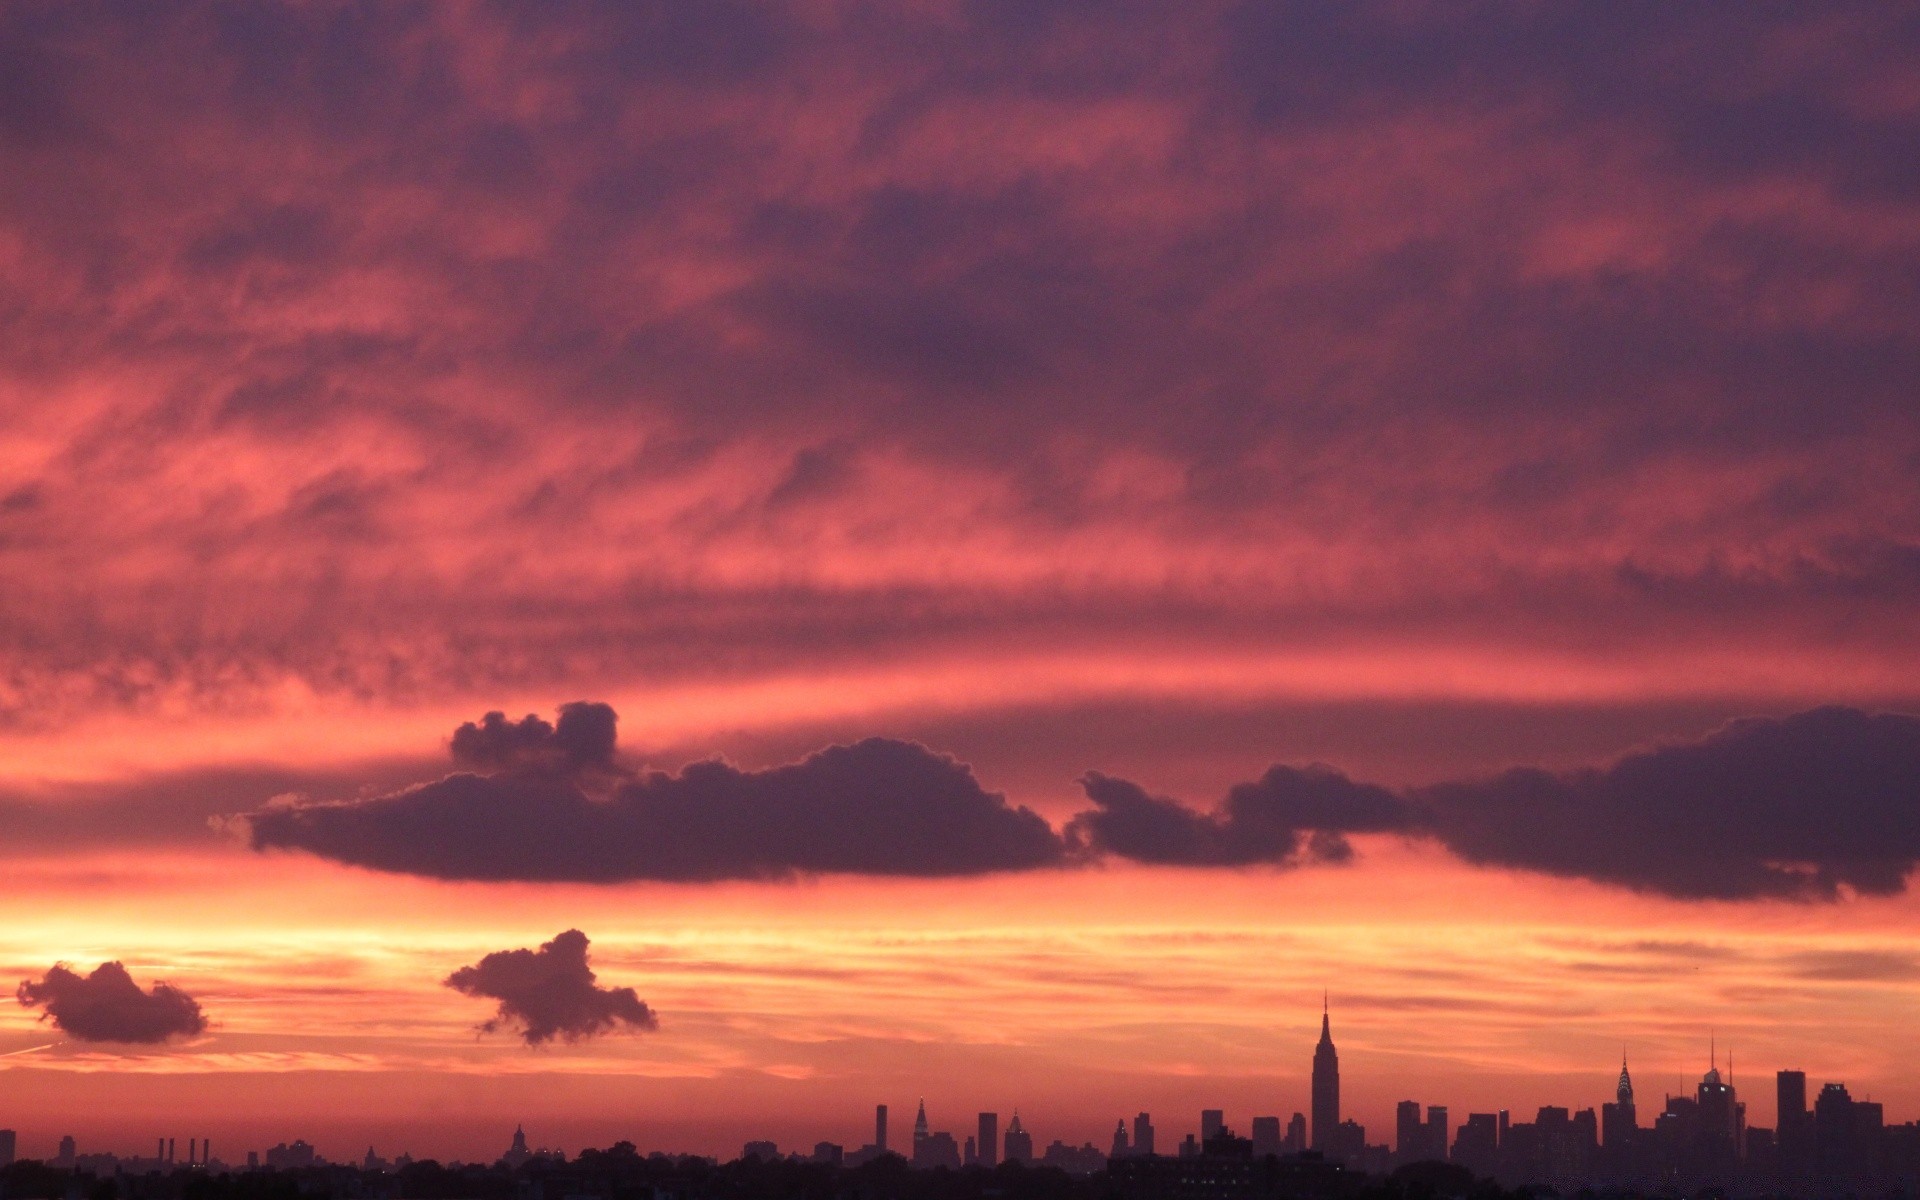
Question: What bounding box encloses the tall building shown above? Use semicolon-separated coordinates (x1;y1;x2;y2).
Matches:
913;1099;929;1156
1004;1113;1033;1165
1696;1049;1739;1160
1427;1106;1449;1163
0;1129;14;1168
1777;1069;1808;1171
502;1126;532;1169
1285;1113;1307;1153
1397;1101;1425;1161
1111;1121;1130;1159
1251;1116;1282;1158
977;1113;998;1168
1133;1113;1156;1157
1312;997;1340;1152
1202;1110;1225;1143
1603;1055;1638;1149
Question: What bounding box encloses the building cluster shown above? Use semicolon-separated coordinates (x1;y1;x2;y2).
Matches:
727;1006;1920;1197
8;1008;1920;1198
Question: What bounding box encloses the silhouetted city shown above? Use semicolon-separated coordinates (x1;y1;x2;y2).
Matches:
6;1009;1918;1200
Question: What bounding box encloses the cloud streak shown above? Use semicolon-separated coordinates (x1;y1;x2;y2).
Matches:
0;2;1914;740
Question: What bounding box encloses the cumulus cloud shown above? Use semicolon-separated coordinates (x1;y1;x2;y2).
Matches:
1067;766;1416;866
445;929;655;1045
450;702;620;775
1079;707;1920;901
16;961;207;1043
246;705;1066;881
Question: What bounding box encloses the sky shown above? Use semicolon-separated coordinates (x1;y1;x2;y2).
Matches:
4;0;1920;1167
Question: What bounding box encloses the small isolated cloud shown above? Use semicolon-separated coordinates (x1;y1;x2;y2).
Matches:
445;929;656;1045
16;961;207;1044
246;705;1066;881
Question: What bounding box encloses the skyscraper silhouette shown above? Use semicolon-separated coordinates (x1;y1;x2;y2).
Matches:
977;1113;998;1168
1312;996;1340;1152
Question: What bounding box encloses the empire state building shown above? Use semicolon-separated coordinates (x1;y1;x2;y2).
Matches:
1312;999;1339;1152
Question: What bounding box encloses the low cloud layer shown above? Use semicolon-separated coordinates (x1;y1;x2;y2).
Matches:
1081;707;1920;901
445;929;656;1045
247;707;1066;881
246;703;1920;901
16;961;208;1043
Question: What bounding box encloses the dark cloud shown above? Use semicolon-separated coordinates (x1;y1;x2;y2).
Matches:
1066;766;1415;866
450;701;620;774
246;705;1066;881
245;703;1920;900
1080;707;1920;902
16;961;207;1043
444;929;655;1045
1424;706;1920;901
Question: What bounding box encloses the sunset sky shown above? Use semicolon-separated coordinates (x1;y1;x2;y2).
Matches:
5;0;1920;1167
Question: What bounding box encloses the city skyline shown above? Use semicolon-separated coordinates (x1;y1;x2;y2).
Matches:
4;1006;1910;1167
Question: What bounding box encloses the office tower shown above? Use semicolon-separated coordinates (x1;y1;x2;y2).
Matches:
1815;1082;1855;1179
1454;1114;1498;1177
1285;1113;1307;1153
1427;1107;1449;1162
1778;1069;1808;1171
1202;1110;1225;1143
1251;1117;1282;1158
1134;1113;1156;1157
1397;1102;1425;1161
1312;997;1340;1151
1697;1048;1738;1160
877;1104;889;1154
1603;1056;1638;1149
914;1099;929;1156
56;1136;77;1169
0;1130;14;1168
1003;1113;1033;1165
169;1137;176;1163
964;1136;977;1166
977;1113;998;1167
1111;1121;1130;1159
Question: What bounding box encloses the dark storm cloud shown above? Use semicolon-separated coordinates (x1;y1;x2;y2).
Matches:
16;961;207;1043
246;705;1066;881
1081;707;1920;902
444;929;655;1045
